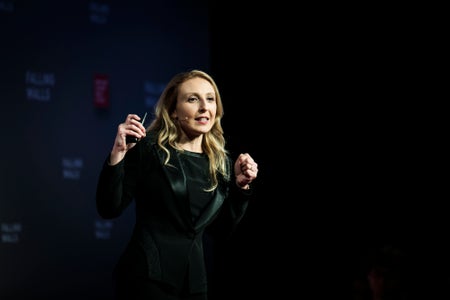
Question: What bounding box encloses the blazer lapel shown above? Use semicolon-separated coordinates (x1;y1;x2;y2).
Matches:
153;144;227;232
153;146;193;227
194;190;225;231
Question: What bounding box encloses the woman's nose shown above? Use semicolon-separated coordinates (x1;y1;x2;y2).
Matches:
198;99;208;109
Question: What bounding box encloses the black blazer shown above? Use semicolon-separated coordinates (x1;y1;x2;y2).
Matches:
96;133;250;293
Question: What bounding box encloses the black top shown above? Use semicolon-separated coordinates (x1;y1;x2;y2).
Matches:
178;150;212;223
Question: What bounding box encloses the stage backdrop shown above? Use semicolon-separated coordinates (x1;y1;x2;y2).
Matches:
0;1;210;298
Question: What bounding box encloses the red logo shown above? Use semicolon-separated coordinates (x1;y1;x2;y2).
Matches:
94;74;109;108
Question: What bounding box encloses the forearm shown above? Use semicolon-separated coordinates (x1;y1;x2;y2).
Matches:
228;183;253;225
96;157;131;218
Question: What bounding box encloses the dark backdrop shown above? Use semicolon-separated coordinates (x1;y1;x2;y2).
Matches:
210;3;448;299
0;1;212;299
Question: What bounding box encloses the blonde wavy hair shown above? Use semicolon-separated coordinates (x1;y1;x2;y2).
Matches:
147;69;230;191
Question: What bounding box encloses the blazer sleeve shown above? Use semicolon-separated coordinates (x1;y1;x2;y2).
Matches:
206;157;254;238
96;145;141;219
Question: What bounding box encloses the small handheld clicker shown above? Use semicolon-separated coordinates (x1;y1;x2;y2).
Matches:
126;112;147;144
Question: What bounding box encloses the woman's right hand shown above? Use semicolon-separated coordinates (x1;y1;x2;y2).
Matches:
109;114;147;165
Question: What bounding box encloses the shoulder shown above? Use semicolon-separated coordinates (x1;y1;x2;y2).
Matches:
143;130;158;146
126;131;158;161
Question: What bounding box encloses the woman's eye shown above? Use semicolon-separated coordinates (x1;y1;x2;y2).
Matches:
188;97;198;102
207;97;215;102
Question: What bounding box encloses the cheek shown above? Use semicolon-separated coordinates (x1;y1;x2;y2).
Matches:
210;104;217;115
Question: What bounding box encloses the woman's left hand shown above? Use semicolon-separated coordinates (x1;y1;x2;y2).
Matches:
234;153;258;189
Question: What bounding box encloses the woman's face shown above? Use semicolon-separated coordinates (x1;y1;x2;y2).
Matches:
173;77;217;138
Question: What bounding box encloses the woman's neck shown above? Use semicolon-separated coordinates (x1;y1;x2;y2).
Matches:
177;136;203;153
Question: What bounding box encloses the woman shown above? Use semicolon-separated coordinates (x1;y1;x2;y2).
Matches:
96;69;258;299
